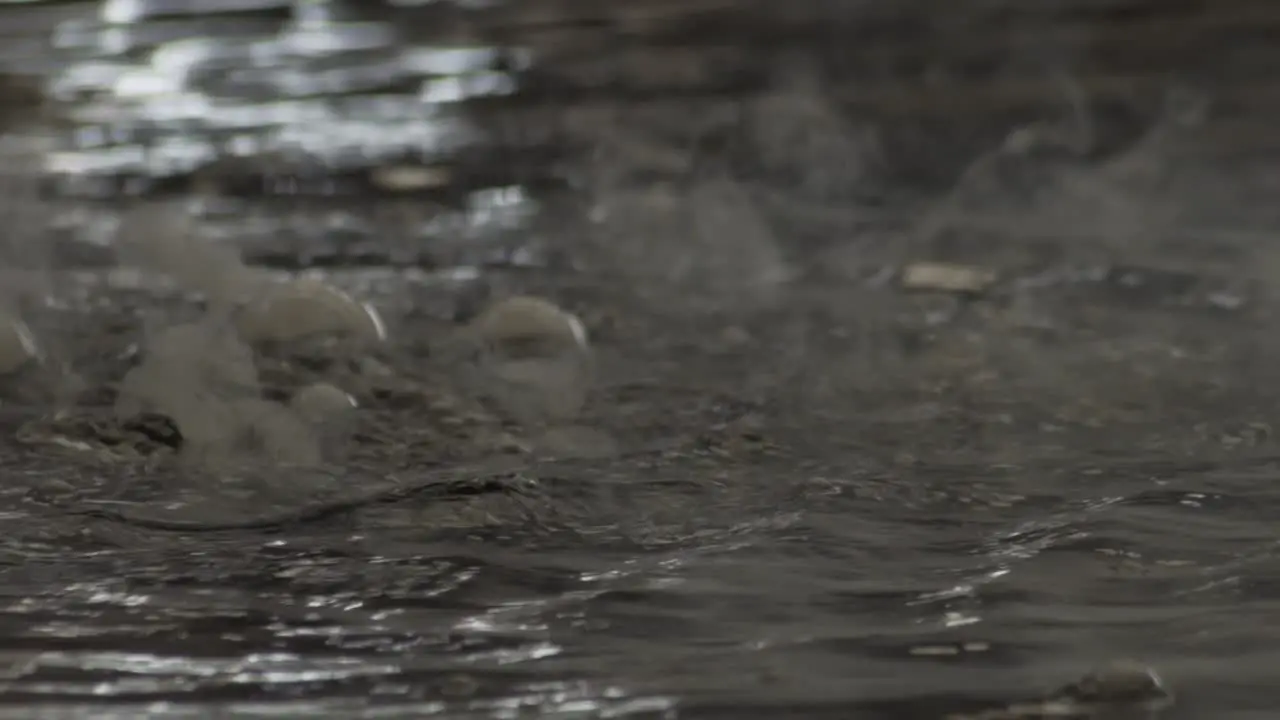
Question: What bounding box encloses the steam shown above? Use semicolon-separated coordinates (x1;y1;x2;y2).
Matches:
0;134;56;386
112;202;370;467
0;307;39;377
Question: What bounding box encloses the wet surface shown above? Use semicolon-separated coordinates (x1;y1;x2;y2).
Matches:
2;0;1280;717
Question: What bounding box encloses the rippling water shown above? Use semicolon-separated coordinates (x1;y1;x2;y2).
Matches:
4;0;1280;717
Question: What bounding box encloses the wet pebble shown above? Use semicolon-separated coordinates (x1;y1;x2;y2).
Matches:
901;261;998;294
369;164;451;193
945;660;1171;720
1055;659;1170;705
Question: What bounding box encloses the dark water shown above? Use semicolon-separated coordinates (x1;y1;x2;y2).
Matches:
3;0;1280;717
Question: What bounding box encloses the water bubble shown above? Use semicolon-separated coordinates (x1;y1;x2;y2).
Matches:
468;295;588;355
290;382;358;425
235;277;386;345
464;296;593;425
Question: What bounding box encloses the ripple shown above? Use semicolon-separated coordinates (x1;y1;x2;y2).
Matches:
5;1;1280;718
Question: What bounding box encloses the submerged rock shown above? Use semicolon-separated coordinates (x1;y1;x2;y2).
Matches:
944;659;1172;720
1054;659;1171;707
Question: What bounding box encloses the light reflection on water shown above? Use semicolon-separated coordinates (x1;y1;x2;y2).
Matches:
0;694;676;720
0;582;678;717
0;542;688;716
37;0;542;278
47;8;526;183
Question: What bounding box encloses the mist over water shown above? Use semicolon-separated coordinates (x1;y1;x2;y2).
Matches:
0;0;1279;718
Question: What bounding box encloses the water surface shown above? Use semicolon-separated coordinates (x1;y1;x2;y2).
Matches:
2;0;1280;717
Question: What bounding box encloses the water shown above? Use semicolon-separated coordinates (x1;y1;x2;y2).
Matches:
1;0;1280;717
